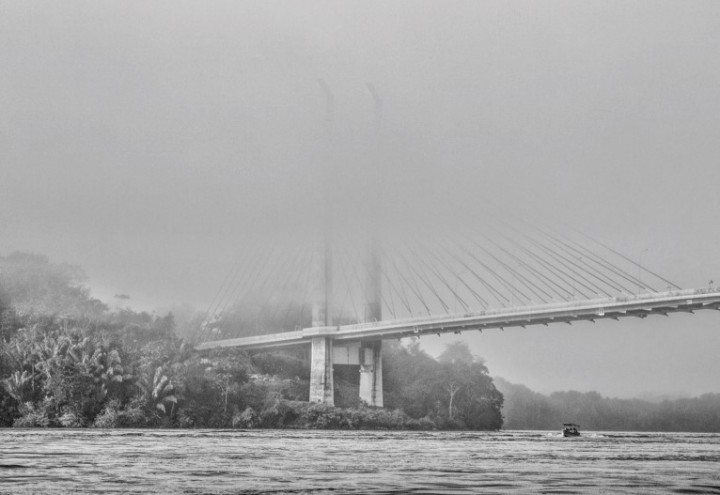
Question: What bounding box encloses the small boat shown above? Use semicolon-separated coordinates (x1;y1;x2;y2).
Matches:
562;423;580;437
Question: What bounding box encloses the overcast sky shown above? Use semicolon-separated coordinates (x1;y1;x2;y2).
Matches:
2;1;720;398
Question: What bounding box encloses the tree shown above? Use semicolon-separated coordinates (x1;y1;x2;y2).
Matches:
432;341;503;428
0;252;106;321
137;366;177;416
438;340;476;365
2;370;33;403
382;340;440;418
436;362;464;420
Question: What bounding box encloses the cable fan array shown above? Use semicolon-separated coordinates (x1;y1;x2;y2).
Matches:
197;221;678;342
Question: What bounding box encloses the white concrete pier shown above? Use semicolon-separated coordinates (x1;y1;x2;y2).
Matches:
358;340;383;407
309;336;334;405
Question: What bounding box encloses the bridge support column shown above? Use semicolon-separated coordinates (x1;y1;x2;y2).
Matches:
309;337;334;406
358;340;383;407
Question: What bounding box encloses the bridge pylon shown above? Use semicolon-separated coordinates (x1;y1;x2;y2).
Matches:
309;80;337;406
308;82;386;408
359;239;383;407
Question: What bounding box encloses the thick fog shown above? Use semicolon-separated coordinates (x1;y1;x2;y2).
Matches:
1;1;720;398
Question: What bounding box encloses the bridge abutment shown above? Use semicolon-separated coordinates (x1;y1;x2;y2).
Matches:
309;336;334;406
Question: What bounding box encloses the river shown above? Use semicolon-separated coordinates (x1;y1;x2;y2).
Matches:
1;429;719;494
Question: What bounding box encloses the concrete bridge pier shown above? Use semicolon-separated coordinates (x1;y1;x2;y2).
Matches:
358;340;383;407
309;336;334;406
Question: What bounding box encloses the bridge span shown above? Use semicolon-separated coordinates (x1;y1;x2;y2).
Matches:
197;287;720;407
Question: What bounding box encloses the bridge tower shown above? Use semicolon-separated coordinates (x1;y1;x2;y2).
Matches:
358;83;385;407
358;239;383;407
308;82;386;408
309;80;336;406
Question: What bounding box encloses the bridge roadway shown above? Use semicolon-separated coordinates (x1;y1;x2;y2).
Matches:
197;287;720;352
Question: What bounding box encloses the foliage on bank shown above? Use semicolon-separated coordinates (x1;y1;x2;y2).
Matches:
0;252;504;430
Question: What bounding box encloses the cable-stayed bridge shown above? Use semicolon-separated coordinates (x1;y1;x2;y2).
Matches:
194;220;720;408
197;289;720;351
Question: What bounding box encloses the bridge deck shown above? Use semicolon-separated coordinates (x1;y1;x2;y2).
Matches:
196;288;720;351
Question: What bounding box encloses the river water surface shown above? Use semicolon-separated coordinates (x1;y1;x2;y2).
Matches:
1;429;719;494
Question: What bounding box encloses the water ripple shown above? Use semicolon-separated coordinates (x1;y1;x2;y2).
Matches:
1;430;719;494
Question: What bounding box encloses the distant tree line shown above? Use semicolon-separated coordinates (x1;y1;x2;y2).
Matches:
0;252;503;430
495;378;720;432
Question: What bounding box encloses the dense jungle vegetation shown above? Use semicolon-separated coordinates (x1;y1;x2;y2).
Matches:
0;252;503;429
